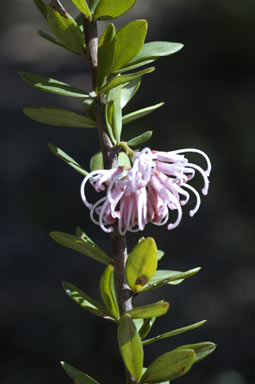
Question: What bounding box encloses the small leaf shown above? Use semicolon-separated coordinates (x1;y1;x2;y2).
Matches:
69;0;91;17
143;320;207;346
61;361;99;384
157;250;164;261
90;151;104;171
127;131;153;147
128;301;169;319
34;0;47;19
19;72;90;98
139;317;156;340
93;0;136;21
111;20;147;71
141;268;201;293
62;281;113;320
90;0;100;13
123;102;164;125
48;143;88;176
176;342;216;363
97;23;116;90
118;314;144;380
100;67;155;94
121;78;141;108
113;59;155;74
23;107;97;128
118;152;131;167
50;231;112;265
105;101;117;145
126;237;158;292
108;85;123;142
38;30;72;51
83;99;96;120
100;264;119;319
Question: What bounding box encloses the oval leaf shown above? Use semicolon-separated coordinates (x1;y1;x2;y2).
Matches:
100;264;119;319
126;237;158;292
140;349;195;383
93;0;136;21
69;0;91;17
90;151;104;171
176;342;216;363
127;131;153;147
23;107;96;128
97;23;116;90
118;152;131;167
118;314;144;380
123;102;164;125
50;231;112;265
48;143;88;176
61;362;99;384
128;301;169;319
121;78;141;108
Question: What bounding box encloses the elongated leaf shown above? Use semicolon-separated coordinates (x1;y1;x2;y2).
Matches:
176;342;216;363
34;0;47;19
139;317;156;340
62;281;113;320
69;0;91;17
140;349;195;383
108;85;122;142
38;30;72;51
127;131;152;147
90;0;100;12
123;102;164;125
126;237;158;292
100;67;154;94
113;59;155;74
141;267;201;293
143;320;207;346
111;20;147;71
93;0;136;21
157;250;164;261
48;143;88;176
23;107;96;128
50;231;112;265
61;362;99;384
121;78;141;108
19;72;90;98
128;301;169;319
100;265;119;319
118;314;144;380
97;24;116;90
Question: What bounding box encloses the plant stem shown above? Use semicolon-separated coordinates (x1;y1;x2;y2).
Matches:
83;13;135;384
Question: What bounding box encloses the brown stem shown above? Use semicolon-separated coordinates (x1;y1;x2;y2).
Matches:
83;14;135;384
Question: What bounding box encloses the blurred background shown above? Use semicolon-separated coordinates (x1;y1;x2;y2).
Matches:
1;0;255;383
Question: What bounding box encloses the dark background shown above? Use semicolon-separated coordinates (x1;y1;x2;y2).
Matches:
1;1;254;383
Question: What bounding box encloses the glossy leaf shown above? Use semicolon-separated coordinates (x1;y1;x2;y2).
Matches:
108;85;123;142
69;0;91;17
93;0;136;21
61;362;99;384
126;237;158;292
100;264;119;319
48;143;88;176
123;102;164;125
157;250;164;261
47;2;85;55
62;281;112;320
128;301;169;319
127;131;152;147
111;20;147;71
176;342;216;363
121;78;141;108
118;152;131;167
38;30;72;51
143;320;207;346
139;318;156;340
118;314;144;380
140;349;195;383
100;67;154;94
34;0;47;19
90;0;100;12
50;231;112;265
97;24;116;90
113;59;155;74
19;72;90;98
141;267;201;293
23;107;96;128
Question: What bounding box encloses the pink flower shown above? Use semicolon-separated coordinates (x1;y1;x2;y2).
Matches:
80;147;211;234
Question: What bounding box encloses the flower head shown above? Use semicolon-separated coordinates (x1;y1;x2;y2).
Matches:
80;147;211;234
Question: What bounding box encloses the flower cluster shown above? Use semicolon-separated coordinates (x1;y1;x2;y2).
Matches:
80;148;211;234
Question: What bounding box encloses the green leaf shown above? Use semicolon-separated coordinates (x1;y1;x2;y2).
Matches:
93;0;136;21
83;99;96;120
126;237;158;292
90;151;103;171
47;2;85;55
19;72;90;98
127;131;152;147
38;30;72;51
100;67;154;94
140;267;201;293
111;20;147;71
105;101;117;145
128;301;169;319
123;102;164;125
121;78;141;108
139;317;156;340
34;0;47;19
118;314;144;380
108;85;123;142
118;152;131;167
141;349;195;383
113;59;155;74
50;231;112;265
69;0;91;17
61;361;99;384
143;320;207;346
23;107;97;128
100;264;119;319
48;143;88;176
157;250;164;261
97;23;116;90
90;0;100;13
176;342;216;363
62;281;113;320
